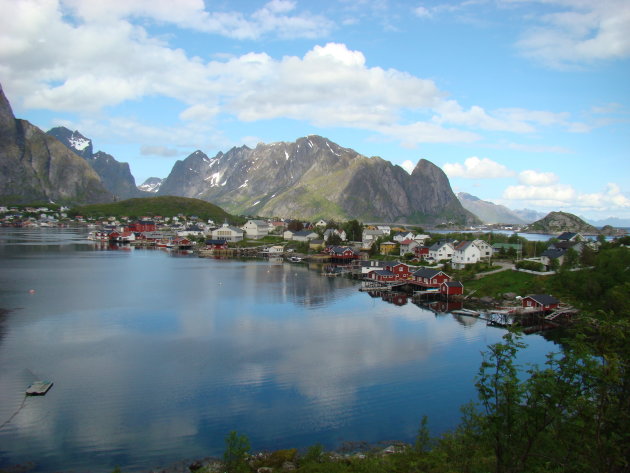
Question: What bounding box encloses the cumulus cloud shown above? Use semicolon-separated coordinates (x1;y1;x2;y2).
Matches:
443;157;516;179
516;0;630;68
518;170;559;186
502;181;630;213
0;0;594;149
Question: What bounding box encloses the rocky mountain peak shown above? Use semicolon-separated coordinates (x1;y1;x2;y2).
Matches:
48;126;93;159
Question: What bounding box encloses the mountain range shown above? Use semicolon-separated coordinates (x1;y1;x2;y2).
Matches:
456;192;546;224
0;82;478;224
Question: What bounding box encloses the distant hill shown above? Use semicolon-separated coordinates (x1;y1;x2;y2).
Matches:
524;211;599;235
0;83;112;205
158;136;477;225
70;196;237;223
47;126;148;200
456;192;528;224
586;216;630;228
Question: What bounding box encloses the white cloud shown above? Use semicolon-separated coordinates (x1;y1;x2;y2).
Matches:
502;183;577;206
0;0;595;150
443;156;516;179
401;160;416;174
375;122;480;147
516;0;630;67
180;104;220;122
518;169;559;186
60;0;333;40
502;181;630;213
433;102;589;133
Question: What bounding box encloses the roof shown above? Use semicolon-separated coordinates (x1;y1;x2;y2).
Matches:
557;232;578;241
429;241;453;251
293;230;317;236
542;248;567;259
370;269;394;276
455;240;474;251
246;219;269;226
412;268;444;278
525;294;560;305
443;281;464;287
205;239;227;245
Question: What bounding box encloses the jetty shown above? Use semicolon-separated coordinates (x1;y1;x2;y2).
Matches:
26;380;53;395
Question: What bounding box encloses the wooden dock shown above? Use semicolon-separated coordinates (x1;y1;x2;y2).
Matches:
26;380;53;395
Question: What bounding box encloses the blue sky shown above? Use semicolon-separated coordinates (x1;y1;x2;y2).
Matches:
1;0;629;221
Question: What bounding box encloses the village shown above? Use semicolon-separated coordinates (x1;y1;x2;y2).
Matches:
2;206;598;332
60;214;588;333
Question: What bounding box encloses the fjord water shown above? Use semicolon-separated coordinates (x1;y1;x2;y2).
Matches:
0;228;555;472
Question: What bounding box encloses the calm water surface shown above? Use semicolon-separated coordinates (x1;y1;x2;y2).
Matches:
0;228;558;472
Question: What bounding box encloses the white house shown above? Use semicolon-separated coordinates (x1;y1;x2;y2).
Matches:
287;230;318;242
324;228;347;242
393;231;415;242
452;239;493;269
399;238;421;256
376;225;391;235
211;223;244;242
362;229;385;242
242;219;270;239
414;234;431;245
428;241;455;262
267;245;285;254
314;219;328;228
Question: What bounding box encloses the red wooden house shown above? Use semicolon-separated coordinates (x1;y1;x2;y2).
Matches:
412;268;451;288
128;220;157;233
441;281;464;296
205;239;229;250
521;294;559;312
368;269;397;282
385;262;413;281
327;246;359;260
414;246;430;259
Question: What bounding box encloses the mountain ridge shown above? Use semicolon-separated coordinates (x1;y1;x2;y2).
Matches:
157;135;477;224
47;126;147;200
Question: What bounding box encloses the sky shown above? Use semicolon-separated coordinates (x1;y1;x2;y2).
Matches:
1;0;629;221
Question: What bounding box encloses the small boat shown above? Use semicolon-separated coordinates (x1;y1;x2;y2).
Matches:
288;256;303;263
26;380;53;395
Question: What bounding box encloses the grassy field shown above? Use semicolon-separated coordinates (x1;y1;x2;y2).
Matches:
463;269;552;298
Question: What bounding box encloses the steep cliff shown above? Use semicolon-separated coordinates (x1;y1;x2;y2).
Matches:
47;126;145;200
0;84;112;204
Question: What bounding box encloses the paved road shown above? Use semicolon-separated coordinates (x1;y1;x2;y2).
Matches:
474;261;514;279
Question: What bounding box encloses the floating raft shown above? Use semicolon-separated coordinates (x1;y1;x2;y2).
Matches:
26;380;53;396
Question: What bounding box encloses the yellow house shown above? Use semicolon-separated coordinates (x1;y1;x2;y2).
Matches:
380;241;398;255
309;239;325;251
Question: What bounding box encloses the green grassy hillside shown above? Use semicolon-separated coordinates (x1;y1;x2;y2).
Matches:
70;195;240;223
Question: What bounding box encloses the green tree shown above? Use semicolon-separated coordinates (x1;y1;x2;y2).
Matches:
343;219;363;242
223;430;250;473
327;232;342;246
475;332;526;473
